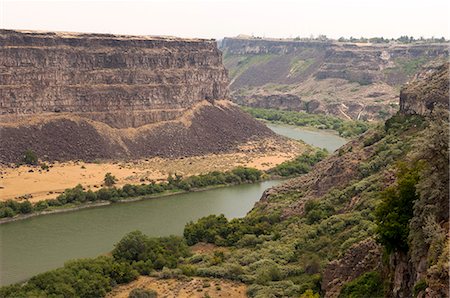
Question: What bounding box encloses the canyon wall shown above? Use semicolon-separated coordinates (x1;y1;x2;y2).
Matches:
399;63;449;115
0;30;229;128
220;37;449;120
0;30;274;163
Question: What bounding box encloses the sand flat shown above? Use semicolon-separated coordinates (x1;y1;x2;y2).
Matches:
0;138;306;203
106;276;247;298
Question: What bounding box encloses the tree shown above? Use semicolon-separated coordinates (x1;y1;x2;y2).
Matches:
23;149;38;165
18;201;33;214
375;164;420;252
104;173;117;187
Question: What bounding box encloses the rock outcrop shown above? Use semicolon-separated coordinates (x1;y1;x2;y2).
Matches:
321;239;383;298
399;62;449;115
221;37;449;120
0;30;275;163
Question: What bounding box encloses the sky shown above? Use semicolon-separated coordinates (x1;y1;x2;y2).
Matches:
1;0;449;40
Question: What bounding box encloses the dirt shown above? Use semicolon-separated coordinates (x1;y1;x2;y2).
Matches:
0;137;306;203
106;276;247;298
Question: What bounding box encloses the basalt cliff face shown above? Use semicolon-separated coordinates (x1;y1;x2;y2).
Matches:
220;37;449;120
399;62;449;115
0;30;274;163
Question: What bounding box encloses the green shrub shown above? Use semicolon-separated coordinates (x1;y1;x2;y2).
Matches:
184;214;279;246
300;289;320;298
0;206;15;218
413;280;427;297
0;256;138;298
375;164;420;252
104;172;118;187
269;150;327;177
339;271;384;298
129;288;158;298
112;231;190;269
23;149;38;165
18;201;33;214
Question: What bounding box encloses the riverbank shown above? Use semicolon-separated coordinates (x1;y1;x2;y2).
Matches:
0;179;286;225
0;137;305;203
0;179;284;286
0;151;324;225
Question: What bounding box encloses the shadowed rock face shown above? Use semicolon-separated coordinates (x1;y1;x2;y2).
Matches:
0;30;275;163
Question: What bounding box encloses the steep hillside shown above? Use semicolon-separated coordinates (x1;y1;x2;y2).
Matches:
220;37;448;121
0;30;276;163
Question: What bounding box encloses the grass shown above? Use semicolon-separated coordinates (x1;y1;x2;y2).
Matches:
242;106;372;138
226;54;276;78
289;58;315;76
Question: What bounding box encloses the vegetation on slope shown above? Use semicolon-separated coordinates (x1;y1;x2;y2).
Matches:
339;271;384;298
242;107;371;137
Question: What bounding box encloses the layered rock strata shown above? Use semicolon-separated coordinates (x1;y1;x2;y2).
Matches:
0;30;274;163
221;37;449;120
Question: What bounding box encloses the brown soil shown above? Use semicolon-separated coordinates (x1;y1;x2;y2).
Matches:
0;137;306;203
106;276;247;298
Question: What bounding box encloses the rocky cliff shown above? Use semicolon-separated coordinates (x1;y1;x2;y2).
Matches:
220;37;449;120
399;62;449;115
0;30;275;163
0;29;229;128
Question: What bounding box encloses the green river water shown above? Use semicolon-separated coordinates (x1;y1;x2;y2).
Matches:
0;124;347;286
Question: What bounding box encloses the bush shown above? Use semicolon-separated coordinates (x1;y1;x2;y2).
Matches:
0;206;15;218
0;256;139;298
339;271;384;298
104;173;118;187
23;149;38;165
18;201;33;214
375;164;420;252
112;231;190;269
184;214;229;245
300;289;320;298
184;214;279;246
269;150;328;177
129;288;157;298
413;280;427;297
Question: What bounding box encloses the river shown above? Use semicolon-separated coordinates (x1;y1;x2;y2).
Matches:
0;124;347;286
266;123;347;152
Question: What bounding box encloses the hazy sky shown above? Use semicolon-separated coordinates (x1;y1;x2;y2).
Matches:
1;0;449;39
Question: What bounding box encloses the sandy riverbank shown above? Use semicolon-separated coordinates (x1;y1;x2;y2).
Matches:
0;138;306;203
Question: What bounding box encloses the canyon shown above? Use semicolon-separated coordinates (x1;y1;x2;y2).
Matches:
0;30;291;164
220;37;449;120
